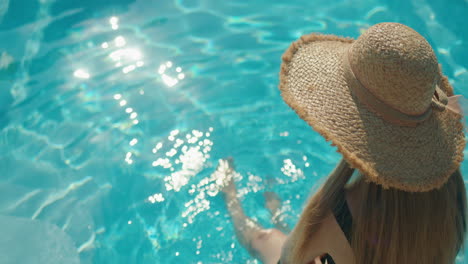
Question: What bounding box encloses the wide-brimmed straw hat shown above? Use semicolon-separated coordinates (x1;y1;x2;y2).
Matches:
279;22;465;192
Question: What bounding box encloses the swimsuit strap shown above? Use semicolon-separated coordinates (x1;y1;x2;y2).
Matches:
320;194;353;264
332;193;353;243
278;193;354;264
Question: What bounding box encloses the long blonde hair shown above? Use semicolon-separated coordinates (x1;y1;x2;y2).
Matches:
290;159;467;264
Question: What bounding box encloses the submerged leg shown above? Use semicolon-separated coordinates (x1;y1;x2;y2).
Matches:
217;159;287;264
264;191;291;234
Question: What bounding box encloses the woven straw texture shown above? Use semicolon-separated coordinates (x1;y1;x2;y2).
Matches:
349;23;439;115
279;23;465;192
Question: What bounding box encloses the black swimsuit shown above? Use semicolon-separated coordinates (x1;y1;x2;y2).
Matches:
278;195;353;264
321;196;353;264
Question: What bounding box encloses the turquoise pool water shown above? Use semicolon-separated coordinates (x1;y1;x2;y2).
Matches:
0;0;467;263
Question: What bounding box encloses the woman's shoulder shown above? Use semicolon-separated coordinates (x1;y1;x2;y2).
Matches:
299;210;355;264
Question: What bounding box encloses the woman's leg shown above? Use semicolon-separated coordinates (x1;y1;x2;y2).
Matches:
217;159;288;264
264;191;291;234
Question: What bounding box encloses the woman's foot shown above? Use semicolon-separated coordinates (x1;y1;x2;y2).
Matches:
264;191;282;214
264;191;291;233
214;157;237;199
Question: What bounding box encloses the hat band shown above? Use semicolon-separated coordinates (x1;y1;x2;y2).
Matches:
343;49;433;127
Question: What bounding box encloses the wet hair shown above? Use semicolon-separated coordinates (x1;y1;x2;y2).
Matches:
289;159;466;264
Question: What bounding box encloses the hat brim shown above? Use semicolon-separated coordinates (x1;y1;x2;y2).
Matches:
279;34;465;192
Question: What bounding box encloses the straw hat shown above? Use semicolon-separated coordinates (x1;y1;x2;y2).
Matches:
279;22;465;192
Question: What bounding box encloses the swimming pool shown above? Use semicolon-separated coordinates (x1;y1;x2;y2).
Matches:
0;0;467;263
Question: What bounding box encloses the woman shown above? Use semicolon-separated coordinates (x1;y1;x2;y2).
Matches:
220;22;467;264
